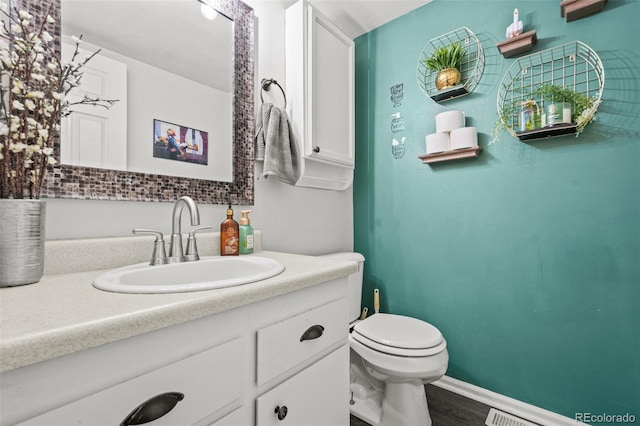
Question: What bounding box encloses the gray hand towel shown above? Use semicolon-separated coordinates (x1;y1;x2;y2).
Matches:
255;102;300;185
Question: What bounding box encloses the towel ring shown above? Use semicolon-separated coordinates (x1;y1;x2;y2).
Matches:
260;78;287;109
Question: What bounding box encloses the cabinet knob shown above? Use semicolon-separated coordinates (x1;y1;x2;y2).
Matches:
300;324;325;342
312;146;320;153
120;392;184;426
274;405;288;420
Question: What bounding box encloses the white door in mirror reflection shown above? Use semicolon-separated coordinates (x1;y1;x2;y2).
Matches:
60;43;127;170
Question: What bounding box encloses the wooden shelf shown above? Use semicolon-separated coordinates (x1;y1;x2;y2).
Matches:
560;0;607;22
496;30;537;58
418;147;481;164
516;123;578;141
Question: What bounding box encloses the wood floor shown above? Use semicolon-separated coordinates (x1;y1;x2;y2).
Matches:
349;384;492;426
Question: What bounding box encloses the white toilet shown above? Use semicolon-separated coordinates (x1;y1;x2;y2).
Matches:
321;252;448;426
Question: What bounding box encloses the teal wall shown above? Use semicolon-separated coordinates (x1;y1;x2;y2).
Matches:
353;0;639;422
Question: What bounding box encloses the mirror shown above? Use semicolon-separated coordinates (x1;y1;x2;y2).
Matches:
14;0;255;205
60;0;234;184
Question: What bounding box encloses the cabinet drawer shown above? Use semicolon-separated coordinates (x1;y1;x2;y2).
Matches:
256;345;349;426
19;338;244;426
256;298;347;385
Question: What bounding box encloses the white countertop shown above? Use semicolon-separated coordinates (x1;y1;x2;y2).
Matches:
0;250;357;373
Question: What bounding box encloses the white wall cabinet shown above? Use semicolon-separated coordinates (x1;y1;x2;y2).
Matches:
1;279;349;426
286;0;355;190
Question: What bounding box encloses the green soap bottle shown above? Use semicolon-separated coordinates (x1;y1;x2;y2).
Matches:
239;210;254;254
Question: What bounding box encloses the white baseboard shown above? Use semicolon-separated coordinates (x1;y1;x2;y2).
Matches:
431;375;586;426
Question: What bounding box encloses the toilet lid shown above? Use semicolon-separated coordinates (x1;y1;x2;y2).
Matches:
352;313;443;350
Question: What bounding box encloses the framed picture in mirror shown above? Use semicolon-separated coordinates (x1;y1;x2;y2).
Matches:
153;119;209;166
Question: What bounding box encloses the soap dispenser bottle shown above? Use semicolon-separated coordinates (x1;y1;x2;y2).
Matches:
220;205;239;256
239;210;254;255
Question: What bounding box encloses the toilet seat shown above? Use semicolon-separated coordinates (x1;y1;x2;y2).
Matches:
352;313;446;357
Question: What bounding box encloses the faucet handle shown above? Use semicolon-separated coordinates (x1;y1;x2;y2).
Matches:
132;229;168;265
184;226;213;262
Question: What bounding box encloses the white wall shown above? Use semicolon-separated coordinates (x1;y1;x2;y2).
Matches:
45;0;353;256
62;37;233;182
126;58;232;183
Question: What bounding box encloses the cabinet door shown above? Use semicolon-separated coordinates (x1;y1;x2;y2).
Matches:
256;345;349;426
18;338;244;426
307;5;354;167
60;43;127;171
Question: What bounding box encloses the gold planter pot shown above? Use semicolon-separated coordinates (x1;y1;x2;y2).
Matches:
435;68;461;90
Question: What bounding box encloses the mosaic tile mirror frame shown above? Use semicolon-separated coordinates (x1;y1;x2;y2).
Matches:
12;0;255;205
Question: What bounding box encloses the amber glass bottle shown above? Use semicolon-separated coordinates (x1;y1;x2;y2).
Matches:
220;205;239;256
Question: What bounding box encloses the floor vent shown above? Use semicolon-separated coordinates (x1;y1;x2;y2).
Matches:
485;408;539;426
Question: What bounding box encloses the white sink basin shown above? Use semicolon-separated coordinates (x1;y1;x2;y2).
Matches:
93;256;285;294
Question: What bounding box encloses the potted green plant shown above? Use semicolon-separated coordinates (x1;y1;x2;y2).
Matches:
492;83;599;142
425;41;467;90
532;84;596;126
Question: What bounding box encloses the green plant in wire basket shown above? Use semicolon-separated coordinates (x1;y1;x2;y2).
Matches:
425;41;466;72
425;42;467;90
491;83;599;142
531;84;597;125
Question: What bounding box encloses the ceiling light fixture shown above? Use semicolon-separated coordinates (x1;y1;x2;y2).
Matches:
200;2;218;20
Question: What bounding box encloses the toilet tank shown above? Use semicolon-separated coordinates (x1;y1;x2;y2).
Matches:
319;252;365;323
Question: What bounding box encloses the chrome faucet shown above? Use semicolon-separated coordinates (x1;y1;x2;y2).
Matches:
168;196;201;263
132;229;168;265
133;196;211;265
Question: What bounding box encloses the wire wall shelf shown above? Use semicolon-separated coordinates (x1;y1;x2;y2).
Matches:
497;41;604;141
417;27;485;103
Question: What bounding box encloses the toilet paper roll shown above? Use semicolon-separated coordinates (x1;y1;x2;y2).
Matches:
435;110;465;133
449;127;478;150
425;132;450;154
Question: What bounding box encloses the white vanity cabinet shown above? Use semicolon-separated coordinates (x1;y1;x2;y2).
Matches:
256;298;346;385
0;277;350;426
286;0;355;190
255;298;350;425
256;346;349;426
17;339;245;425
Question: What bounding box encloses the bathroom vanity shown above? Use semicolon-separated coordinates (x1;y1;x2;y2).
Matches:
0;237;356;425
